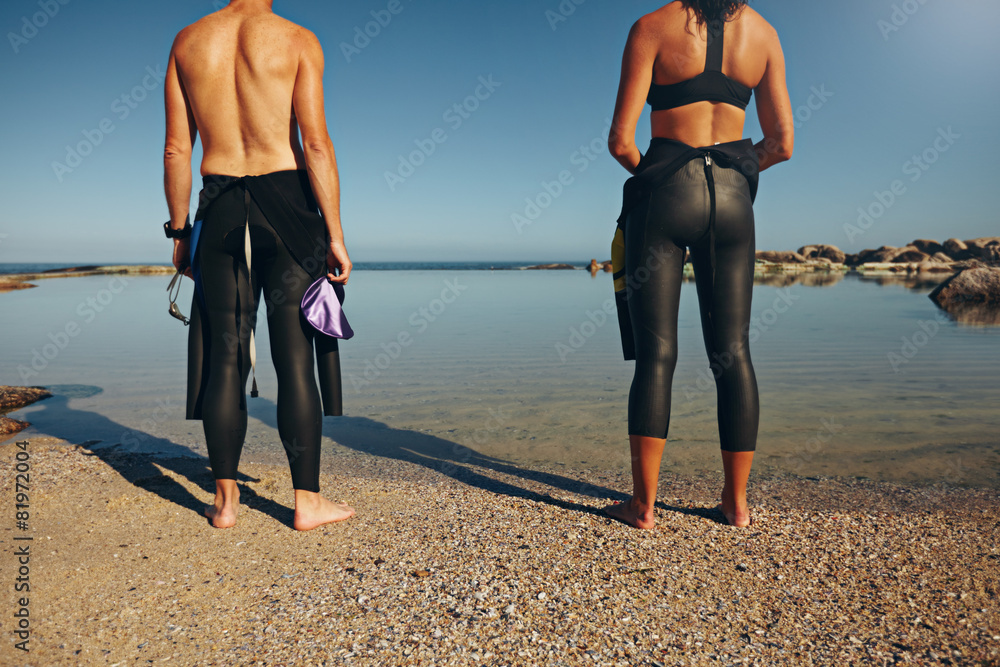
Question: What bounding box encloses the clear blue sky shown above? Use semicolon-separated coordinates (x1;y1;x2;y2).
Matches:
1;0;997;263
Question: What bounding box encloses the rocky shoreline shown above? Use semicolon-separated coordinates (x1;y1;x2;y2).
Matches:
0;385;52;438
586;236;1000;277
0;264;174;292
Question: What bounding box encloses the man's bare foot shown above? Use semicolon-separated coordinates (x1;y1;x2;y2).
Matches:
604;497;655;530
717;490;751;527
205;481;240;529
293;491;355;531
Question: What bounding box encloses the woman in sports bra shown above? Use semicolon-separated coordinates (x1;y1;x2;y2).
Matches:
606;0;793;528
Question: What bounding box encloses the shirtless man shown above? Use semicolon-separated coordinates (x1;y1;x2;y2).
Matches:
163;0;354;530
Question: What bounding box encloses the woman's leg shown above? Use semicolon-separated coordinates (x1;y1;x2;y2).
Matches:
689;163;759;526
607;191;688;529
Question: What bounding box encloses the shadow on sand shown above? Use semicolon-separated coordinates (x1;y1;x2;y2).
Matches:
21;385;725;528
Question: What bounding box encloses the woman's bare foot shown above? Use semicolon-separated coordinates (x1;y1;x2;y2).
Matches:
293;490;355;531
605;497;656;530
717;490;751;527
719;450;754;527
205;480;240;529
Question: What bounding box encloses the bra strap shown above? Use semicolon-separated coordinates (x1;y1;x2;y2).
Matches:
705;20;724;72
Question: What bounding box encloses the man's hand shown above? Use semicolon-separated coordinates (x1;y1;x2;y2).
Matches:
326;239;351;284
173;238;193;278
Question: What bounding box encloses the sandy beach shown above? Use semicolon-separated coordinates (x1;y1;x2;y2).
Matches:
1;437;997;666
1;260;998;664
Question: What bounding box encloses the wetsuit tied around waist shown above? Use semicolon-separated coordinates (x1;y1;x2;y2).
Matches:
186;169;343;491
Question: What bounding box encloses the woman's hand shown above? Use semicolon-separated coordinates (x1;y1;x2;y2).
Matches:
326;239;352;284
172;238;193;278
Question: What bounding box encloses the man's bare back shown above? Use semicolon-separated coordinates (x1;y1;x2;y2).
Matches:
170;4;312;177
164;0;348;286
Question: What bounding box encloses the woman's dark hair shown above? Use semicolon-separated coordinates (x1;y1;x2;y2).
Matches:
684;0;748;23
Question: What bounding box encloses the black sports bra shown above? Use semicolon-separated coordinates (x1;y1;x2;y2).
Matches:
647;22;752;111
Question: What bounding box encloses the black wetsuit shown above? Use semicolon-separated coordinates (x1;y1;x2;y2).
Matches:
620;141;759;452
186;170;342;492
615;21;760;452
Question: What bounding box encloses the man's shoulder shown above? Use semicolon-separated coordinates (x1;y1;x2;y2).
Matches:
171;11;320;51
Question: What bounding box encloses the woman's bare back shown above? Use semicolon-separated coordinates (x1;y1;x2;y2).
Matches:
610;1;792;172
171;7;311;176
642;3;779;146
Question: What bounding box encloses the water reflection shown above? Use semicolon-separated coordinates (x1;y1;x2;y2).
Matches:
854;273;950;290
930;302;1000;326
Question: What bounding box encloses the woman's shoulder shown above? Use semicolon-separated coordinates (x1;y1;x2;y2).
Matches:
734;6;780;42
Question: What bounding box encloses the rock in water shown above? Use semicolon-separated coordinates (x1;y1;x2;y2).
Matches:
524;263;576;270
930;267;1000;306
911;239;944;255
964;237;1000;262
856;246;897;264
889;247;931;263
0;386;52;412
797;244;846;264
942;238;972;261
0;386;52;439
756;250;807;264
0;416;31;438
929;267;1000;325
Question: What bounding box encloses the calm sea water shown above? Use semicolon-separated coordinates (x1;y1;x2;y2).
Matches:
2;270;998;488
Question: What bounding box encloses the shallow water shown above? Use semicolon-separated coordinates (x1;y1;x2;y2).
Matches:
2;270;998;489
